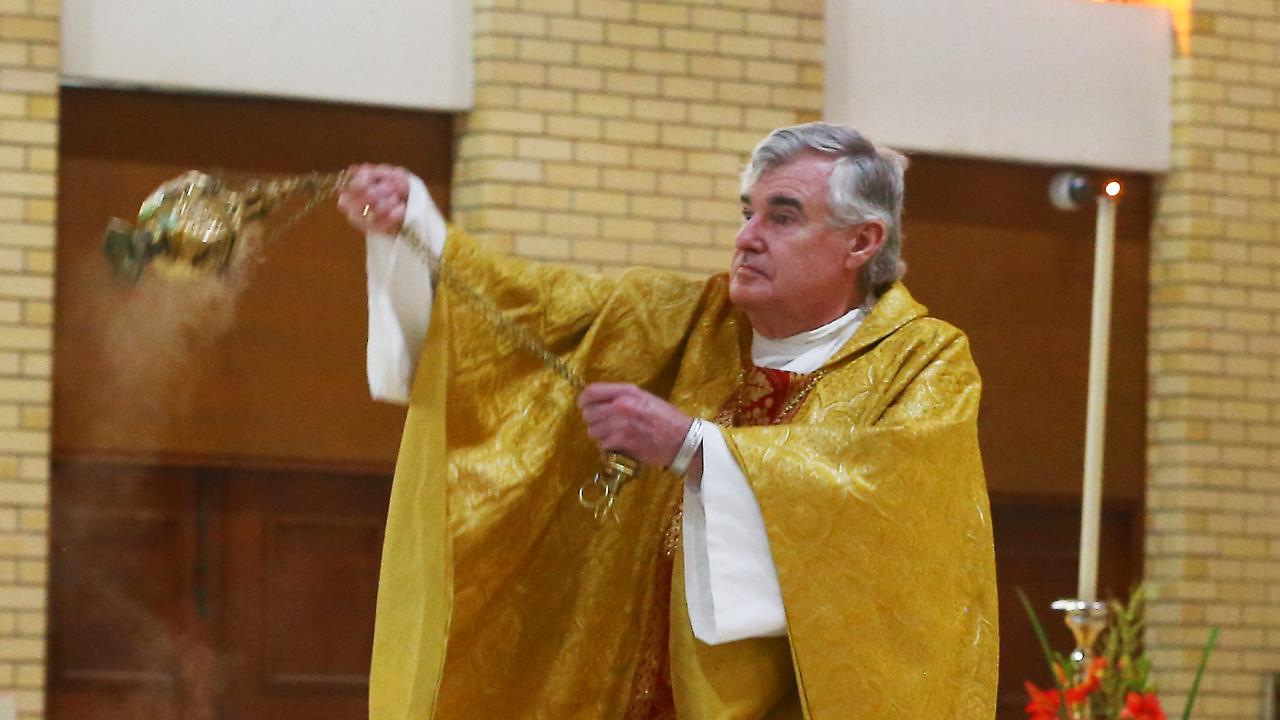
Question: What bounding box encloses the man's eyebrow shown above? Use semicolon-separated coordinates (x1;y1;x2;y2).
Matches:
739;194;805;213
767;195;803;211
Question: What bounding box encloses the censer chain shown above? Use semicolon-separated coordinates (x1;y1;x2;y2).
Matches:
389;213;640;522
245;171;636;520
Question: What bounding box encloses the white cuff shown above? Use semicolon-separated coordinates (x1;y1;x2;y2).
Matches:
682;425;787;645
365;174;446;405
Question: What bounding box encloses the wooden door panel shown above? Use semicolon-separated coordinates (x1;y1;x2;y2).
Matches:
53;84;451;720
262;518;384;683
50;464;197;719
221;471;391;720
904;155;1150;501
51;463;392;720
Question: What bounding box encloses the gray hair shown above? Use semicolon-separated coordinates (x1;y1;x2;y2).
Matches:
741;122;909;294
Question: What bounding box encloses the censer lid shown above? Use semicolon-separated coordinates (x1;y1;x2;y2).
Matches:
104;171;244;284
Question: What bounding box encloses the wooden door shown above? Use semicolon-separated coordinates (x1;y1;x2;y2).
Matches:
52;86;452;719
49;462;391;720
49;463;204;719
218;470;389;719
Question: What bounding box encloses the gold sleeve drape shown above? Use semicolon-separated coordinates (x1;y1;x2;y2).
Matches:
368;229;998;720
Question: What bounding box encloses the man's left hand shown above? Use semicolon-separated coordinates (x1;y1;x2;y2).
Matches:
577;383;691;468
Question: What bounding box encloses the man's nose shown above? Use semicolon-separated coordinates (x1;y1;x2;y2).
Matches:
735;216;764;252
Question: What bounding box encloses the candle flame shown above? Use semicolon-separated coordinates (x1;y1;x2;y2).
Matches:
1104;181;1122;197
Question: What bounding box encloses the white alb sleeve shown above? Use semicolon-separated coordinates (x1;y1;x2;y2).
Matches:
365;174;447;405
682;425;788;645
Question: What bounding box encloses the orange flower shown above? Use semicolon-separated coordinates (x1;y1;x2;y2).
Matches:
1026;659;1108;720
1066;658;1108;704
1120;691;1166;720
1024;681;1061;720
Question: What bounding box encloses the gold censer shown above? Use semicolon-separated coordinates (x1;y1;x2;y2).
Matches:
104;170;639;520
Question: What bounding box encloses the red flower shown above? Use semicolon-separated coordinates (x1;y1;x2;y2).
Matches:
1026;659;1109;719
1066;658;1108;704
1120;691;1166;720
1024;681;1061;720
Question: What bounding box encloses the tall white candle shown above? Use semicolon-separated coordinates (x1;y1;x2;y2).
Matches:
1077;190;1118;602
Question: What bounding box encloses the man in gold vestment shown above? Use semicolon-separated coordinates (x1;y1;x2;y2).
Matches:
339;123;998;719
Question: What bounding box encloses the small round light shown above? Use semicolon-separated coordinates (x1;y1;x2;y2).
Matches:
1104;181;1122;197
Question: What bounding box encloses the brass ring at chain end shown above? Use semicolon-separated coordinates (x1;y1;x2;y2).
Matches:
578;472;606;508
578;472;617;522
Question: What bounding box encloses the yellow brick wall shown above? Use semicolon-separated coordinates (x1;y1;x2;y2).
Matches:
0;3;54;718
452;0;823;275
1147;2;1280;719
0;2;54;719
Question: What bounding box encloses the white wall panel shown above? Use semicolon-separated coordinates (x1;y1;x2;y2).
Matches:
62;0;473;110
827;0;1172;172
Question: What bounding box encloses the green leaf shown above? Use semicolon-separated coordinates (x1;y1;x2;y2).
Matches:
1016;588;1070;720
1134;656;1151;689
1181;627;1219;720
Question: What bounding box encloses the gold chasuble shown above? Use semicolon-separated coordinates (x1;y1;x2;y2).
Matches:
368;230;999;720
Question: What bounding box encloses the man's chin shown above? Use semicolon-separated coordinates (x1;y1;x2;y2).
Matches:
728;279;771;311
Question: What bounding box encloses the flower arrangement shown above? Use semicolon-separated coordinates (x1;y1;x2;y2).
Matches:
1018;588;1218;720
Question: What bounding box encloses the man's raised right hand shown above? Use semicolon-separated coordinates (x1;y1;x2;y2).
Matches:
338;164;411;235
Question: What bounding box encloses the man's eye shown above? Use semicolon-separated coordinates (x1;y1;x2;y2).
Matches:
772;213;796;226
741;210;753;221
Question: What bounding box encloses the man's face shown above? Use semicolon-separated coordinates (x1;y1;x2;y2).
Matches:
729;153;878;339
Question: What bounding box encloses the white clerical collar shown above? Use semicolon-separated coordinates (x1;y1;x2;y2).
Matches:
751;295;877;373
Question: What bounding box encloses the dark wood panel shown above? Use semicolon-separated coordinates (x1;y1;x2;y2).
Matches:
54;87;454;467
220;470;391;720
51;462;392;720
49;463;197;720
263;519;384;683
904;155;1150;500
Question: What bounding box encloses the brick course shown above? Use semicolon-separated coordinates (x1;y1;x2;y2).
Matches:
1149;3;1280;719
0;0;51;716
452;0;823;274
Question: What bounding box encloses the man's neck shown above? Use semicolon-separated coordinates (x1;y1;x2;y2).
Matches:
750;301;872;374
750;294;868;340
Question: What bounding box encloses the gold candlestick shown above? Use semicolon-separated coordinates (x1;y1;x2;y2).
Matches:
1052;598;1109;719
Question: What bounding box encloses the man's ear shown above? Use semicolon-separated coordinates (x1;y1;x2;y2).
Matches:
845;221;886;271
